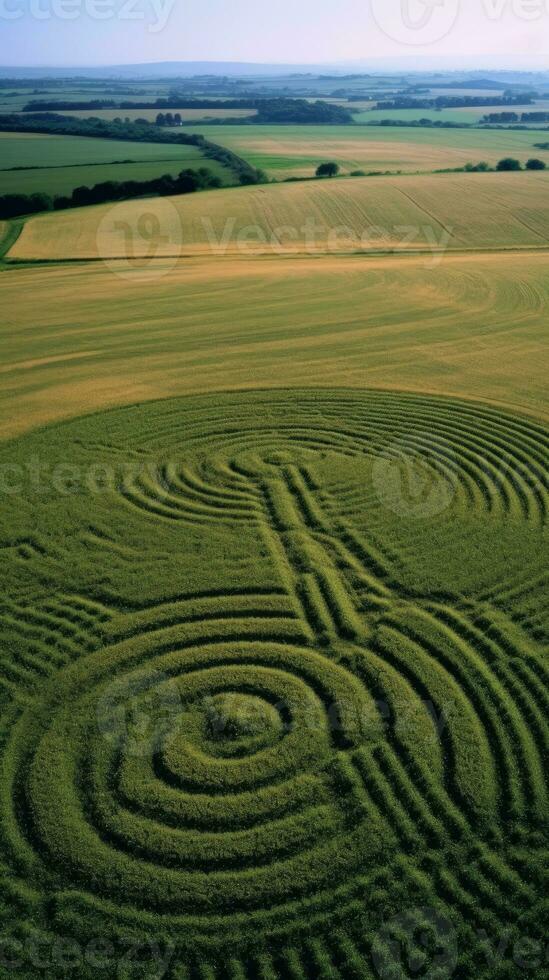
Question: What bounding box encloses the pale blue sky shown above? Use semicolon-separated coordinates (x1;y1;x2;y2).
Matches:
0;0;547;68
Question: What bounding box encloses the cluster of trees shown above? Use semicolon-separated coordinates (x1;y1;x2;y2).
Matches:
0;113;265;185
0;167;222;220
23;99;117;112
0;192;53;219
188;99;354;125
496;158;546;171
0;111;202;144
369;119;468;129
254;100;353;124
442;158;546;173
483;112;549;124
316;162;340;177
463;161;492;172
155;113;183;127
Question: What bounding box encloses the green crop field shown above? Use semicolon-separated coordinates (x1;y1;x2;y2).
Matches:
1;75;549;980
0;380;547;978
0;132;213;169
180;123;549;177
0;132;232;195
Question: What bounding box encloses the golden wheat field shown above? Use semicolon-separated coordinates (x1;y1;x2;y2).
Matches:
8;171;549;261
1;248;547;441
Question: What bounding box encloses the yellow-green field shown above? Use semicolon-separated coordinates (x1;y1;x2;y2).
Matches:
180;123;549;177
1;248;547;441
9;171;549;260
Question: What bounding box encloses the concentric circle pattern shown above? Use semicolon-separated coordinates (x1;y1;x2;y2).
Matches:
0;390;547;979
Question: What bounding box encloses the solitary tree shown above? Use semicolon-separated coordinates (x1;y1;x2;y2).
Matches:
496;158;522;171
316;162;340;178
526;158;546;170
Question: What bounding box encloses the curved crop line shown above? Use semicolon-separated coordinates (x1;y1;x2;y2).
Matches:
408;606;546;817
429;604;549;799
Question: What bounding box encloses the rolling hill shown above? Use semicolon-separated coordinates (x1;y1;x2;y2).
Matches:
8;171;549;261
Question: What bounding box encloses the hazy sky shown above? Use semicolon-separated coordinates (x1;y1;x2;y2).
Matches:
1;0;547;67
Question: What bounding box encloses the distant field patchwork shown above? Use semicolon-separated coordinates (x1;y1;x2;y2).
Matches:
353;102;549;124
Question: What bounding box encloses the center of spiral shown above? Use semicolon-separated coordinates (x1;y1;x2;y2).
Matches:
205;692;283;742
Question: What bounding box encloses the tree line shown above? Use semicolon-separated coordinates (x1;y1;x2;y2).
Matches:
0;167;223;220
367;119;470;129
21;97;353;124
375;95;533;111
483;112;549;124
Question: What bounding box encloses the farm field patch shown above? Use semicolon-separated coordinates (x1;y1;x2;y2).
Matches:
10;171;549;260
0;131;232;195
180;123;549;177
0;131;206;169
1;249;547;440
